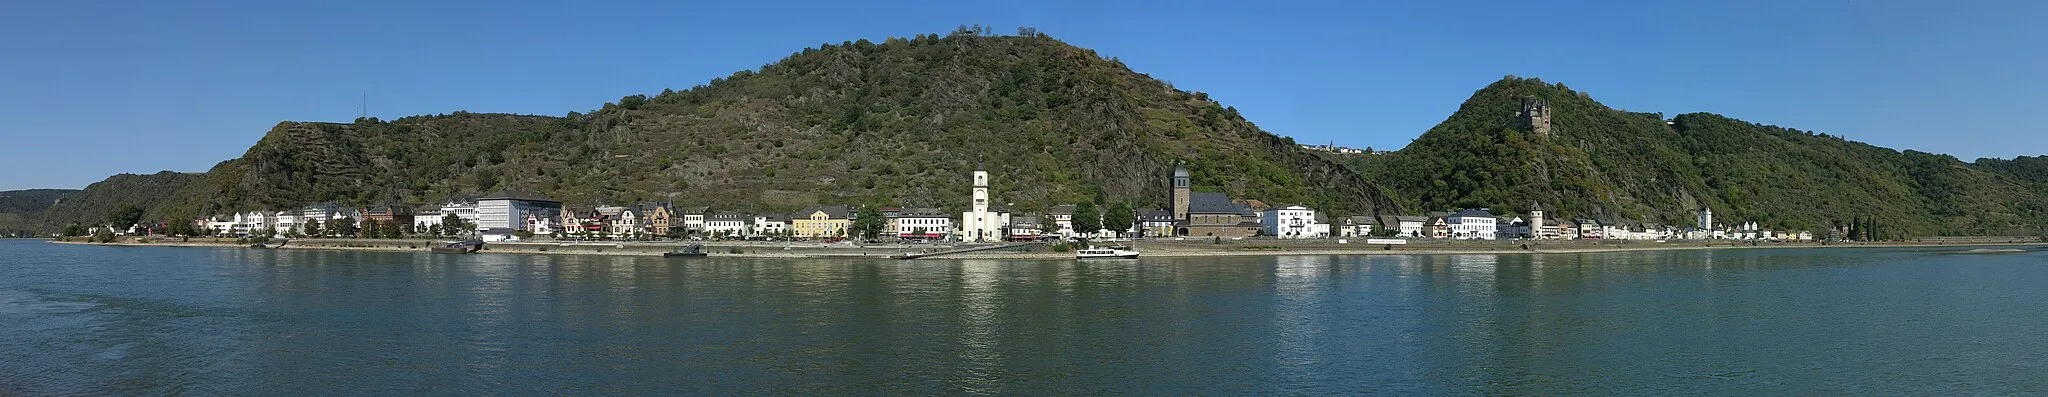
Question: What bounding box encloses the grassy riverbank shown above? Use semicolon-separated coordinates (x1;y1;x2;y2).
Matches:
46;235;2045;259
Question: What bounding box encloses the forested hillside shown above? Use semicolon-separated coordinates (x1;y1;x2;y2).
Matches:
30;172;202;230
152;31;1402;222
1345;77;2045;236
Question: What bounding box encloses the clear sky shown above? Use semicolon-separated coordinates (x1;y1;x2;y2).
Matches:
4;0;2044;190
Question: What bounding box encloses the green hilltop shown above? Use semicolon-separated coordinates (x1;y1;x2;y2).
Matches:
1341;76;2046;236
144;32;1402;221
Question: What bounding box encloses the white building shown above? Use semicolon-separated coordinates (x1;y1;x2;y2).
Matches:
1261;205;1327;239
596;205;638;237
1697;206;1714;233
957;169;1009;243
751;214;788;238
1339;216;1375;237
414;205;443;231
240;211;272;233
477;193;562;234
706;211;750;236
898;208;953;240
272;211;302;233
678;207;710;233
1381;215;1427;237
1446;209;1497;240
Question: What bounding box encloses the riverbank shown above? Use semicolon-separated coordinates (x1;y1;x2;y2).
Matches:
47;236;2045;259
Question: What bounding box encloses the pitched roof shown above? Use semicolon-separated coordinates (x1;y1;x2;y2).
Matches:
1046;204;1076;215
1451;208;1495;218
1188;192;1240;214
797;205;851;219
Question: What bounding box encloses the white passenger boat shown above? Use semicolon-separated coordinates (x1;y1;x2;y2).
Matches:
1074;247;1139;259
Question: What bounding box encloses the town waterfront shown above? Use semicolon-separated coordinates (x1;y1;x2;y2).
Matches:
3;240;2045;395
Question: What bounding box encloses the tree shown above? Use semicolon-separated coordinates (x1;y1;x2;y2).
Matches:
379;219;402;239
1103;202;1135;238
331;217;359;238
63;223;86;237
304;219;322;239
1039;218;1059;236
428;223;442;237
167;219;196;237
107;205;145;232
442;213;466;237
362;220;382;239
853;205;885;241
1072;201;1101;238
92;227;116;243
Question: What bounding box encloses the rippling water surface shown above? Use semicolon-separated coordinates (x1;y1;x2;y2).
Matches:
2;240;2045;395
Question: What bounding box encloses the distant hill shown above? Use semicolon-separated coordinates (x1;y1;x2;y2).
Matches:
1339;76;2046;236
148;32;1403;222
0;188;79;233
33;171;203;230
0;189;78;213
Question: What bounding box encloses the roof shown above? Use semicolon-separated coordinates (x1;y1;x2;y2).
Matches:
797;205;852;219
1450;208;1495;218
1009;214;1041;224
756;214;790;222
1173;165;1189;178
1346;216;1375;225
900;207;947;217
677;206;711;214
1139;209;1176;221
1046;204;1076;215
710;211;746;220
1188;192;1240;214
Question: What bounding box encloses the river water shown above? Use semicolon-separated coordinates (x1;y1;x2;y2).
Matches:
2;240;2044;395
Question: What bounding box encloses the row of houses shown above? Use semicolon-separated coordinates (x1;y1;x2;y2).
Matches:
183;165;1815;243
1352;204;1815;241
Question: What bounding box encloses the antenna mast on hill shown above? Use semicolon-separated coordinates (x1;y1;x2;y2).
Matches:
360;91;367;120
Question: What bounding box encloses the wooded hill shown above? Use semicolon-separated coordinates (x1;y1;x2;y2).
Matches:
20;36;2047;238
1339;76;2046;237
140;31;1402;223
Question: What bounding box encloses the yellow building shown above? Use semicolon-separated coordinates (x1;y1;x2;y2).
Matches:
791;206;852;239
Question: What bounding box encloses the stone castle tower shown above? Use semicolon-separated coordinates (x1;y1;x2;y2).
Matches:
1520;97;1552;137
1172;165;1191;220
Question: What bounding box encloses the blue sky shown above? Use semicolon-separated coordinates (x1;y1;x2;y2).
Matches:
3;0;2044;190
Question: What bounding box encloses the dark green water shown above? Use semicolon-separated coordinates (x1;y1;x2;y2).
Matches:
2;240;2045;395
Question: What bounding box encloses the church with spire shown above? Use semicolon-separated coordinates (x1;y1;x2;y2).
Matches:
957;164;1009;243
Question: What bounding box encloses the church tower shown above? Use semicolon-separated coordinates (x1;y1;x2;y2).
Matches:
960;166;1007;243
1172;165;1191;220
972;170;989;213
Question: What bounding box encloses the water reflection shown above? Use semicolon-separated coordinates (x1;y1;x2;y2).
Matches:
1271;256;1332;390
955;260;1004;394
7;242;2048;395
